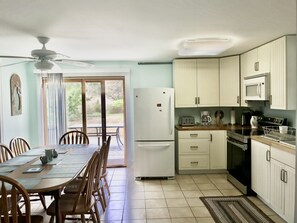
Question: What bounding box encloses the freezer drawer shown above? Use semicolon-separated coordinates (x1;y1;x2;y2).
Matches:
134;141;175;178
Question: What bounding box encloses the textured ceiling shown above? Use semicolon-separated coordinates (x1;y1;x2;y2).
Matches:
0;0;295;62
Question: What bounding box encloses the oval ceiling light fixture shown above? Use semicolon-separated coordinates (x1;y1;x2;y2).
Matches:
178;38;232;56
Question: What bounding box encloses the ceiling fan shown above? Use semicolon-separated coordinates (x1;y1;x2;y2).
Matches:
0;36;94;70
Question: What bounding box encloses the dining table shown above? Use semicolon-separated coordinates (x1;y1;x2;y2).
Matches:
0;144;99;223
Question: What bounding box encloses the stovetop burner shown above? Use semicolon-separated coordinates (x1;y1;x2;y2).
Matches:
227;128;264;143
227;115;286;143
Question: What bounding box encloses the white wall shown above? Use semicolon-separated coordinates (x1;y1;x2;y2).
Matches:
62;61;173;166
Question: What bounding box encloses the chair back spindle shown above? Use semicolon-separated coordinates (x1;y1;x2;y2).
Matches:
72;151;100;212
0;144;13;163
59;130;89;145
9;137;31;157
0;175;43;223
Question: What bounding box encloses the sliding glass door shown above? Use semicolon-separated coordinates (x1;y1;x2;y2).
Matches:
44;77;126;167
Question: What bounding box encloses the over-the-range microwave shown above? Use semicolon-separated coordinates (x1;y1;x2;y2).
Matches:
243;73;270;101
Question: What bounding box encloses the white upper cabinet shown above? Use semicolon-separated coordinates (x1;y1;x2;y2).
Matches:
173;59;219;107
219;56;240;106
173;59;197;107
241;43;271;77
270;36;296;110
197;59;220;106
257;43;271;74
240;43;271;107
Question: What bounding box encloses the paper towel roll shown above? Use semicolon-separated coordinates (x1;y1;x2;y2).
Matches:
230;110;236;125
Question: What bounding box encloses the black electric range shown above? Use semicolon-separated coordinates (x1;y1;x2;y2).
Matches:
226;116;287;195
227;129;264;143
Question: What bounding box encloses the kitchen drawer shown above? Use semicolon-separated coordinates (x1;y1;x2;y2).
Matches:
271;146;295;168
179;131;210;139
179;139;209;154
179;155;209;170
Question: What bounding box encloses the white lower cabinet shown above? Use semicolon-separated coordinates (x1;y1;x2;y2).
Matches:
177;130;226;173
251;140;295;223
251;140;271;203
209;130;227;169
179;155;209;170
270;146;295;223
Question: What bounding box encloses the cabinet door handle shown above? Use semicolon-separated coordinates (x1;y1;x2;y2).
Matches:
194;97;200;105
280;169;284;182
237;96;240;104
190;146;198;150
190;134;198;137
210;134;212;142
283;170;288;183
254;61;259;71
257;84;261;97
266;150;270;161
190;161;199;166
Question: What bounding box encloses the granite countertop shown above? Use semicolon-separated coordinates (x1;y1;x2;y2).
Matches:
251;135;295;154
175;124;251;131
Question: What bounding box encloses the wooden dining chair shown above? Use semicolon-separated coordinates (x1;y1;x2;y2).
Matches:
63;141;107;213
0;175;43;223
100;136;112;207
9;137;31;157
9;137;47;210
59;130;89;144
47;151;101;223
0;143;13;163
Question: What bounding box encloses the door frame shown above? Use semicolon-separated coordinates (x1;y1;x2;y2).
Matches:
38;69;132;166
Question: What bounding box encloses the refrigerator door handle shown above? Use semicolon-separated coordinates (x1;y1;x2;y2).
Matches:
138;144;171;149
169;95;173;135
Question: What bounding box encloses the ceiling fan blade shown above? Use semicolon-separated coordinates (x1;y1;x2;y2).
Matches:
0;55;35;60
0;60;31;68
55;59;95;68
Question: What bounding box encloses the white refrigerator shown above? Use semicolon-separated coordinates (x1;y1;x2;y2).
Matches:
134;88;175;179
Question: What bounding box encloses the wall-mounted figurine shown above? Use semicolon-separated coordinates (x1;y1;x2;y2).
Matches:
10;74;22;116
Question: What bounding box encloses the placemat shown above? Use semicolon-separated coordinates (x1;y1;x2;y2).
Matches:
0;156;35;166
0;166;18;173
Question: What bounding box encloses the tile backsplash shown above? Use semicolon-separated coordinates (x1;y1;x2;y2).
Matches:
175;105;296;127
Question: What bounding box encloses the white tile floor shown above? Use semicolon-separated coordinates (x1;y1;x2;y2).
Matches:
31;167;287;223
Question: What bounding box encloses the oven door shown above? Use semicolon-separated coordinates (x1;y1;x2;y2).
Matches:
227;137;251;188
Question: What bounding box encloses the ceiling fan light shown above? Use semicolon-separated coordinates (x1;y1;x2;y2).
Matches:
35;60;54;70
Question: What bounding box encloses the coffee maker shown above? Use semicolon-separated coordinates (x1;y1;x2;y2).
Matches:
201;111;212;125
241;110;252;126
